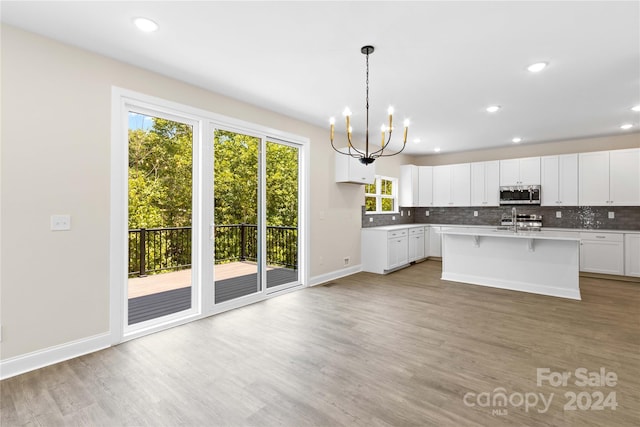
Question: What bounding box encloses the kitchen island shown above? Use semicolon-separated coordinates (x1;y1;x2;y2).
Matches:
440;227;581;300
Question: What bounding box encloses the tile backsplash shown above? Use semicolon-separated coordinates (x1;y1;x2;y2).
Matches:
362;205;640;230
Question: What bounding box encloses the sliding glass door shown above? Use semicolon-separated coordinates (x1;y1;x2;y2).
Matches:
212;131;301;304
126;111;196;326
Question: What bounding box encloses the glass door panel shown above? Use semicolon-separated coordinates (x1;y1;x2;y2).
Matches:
127;112;193;325
213;130;261;303
265;141;300;289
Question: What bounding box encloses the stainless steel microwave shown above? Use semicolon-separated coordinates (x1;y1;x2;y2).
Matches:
499;185;541;205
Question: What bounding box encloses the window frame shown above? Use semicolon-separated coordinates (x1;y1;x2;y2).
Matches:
364;175;399;214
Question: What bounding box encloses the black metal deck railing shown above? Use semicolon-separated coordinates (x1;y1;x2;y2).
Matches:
128;224;297;277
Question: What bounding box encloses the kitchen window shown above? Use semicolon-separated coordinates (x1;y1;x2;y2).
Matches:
365;175;398;213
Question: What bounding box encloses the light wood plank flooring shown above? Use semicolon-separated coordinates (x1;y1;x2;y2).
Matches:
2;260;639;426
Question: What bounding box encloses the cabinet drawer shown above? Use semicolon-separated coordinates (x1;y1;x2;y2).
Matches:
409;227;424;235
387;230;408;238
580;232;623;242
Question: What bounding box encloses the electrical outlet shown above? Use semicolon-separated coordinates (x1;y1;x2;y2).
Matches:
319;210;325;220
50;214;71;231
343;257;350;266
556;211;562;218
401;210;404;217
608;212;615;219
473;211;478;217
425;210;430;216
408;211;411;217
369;217;373;222
392;216;396;220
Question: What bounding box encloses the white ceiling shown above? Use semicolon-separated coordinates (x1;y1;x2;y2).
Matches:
2;1;639;155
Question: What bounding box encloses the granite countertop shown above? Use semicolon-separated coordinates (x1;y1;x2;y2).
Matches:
362;223;640;234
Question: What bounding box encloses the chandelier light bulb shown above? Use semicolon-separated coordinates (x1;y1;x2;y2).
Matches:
329;117;335;125
343;107;352;117
403;119;410;127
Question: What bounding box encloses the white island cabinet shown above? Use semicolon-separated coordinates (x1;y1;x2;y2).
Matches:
362;225;426;274
441;228;581;300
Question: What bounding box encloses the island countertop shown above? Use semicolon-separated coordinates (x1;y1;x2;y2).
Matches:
440;227;581;241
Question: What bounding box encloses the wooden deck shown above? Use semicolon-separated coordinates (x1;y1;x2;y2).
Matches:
127;262;298;325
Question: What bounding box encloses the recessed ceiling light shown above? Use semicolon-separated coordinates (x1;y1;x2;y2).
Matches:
512;137;522;143
134;17;159;33
527;62;548;73
486;105;501;113
620;123;633;130
632;105;640;112
434;147;441;153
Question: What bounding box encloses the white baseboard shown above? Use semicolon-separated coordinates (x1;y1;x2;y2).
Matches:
0;332;111;380
441;272;582;300
309;264;362;287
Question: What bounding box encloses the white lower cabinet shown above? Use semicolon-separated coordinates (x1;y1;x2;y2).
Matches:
408;227;425;262
625;234;640;277
429;226;442;257
579;232;624;275
388;235;409;270
362;226;426;274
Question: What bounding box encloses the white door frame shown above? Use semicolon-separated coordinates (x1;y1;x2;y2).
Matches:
110;87;310;344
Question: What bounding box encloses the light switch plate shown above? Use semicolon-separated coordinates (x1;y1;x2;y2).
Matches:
556;211;562;218
401;210;404;217
608;212;615;219
369;217;373;222
51;214;71;231
425;211;430;216
473;211;478;217
392;216;396;220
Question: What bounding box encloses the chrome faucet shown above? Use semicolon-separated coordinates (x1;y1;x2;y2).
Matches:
512;207;517;232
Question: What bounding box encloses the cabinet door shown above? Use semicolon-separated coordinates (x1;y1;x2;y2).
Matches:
519;157;541;185
541;156;560;206
580;237;624;275
399;165;418;207
423;227;431;257
418;166;433;206
451;163;471;206
408;233;425;262
558;154;578;206
335;152;375;184
625;234;640;277
499;159;520;186
484;160;500;206
387;236;408;269
433;165;452;207
610;148;640;206
579;151;610;206
470;162;486;206
429;227;442;257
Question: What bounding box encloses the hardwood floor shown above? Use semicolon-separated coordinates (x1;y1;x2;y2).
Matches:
2;260;639;426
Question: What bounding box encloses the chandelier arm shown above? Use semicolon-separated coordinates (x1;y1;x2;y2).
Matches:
331;138;366;159
369;128;395;156
373;143;407;158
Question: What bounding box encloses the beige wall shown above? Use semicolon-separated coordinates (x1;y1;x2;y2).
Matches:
0;25;410;360
412;133;640;166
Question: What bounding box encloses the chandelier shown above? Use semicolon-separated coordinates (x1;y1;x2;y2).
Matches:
330;45;409;165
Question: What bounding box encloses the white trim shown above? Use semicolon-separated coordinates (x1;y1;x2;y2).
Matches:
309;264;362;287
441;272;582;300
0;333;111;380
110;87;311;345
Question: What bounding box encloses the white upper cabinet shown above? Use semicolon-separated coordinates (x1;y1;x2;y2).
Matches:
433;164;470;207
335;151;375;184
418;166;433;207
500;157;541;186
579;148;640;206
470;161;500;206
609;148;640;206
399;165;419;207
541;154;578;206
